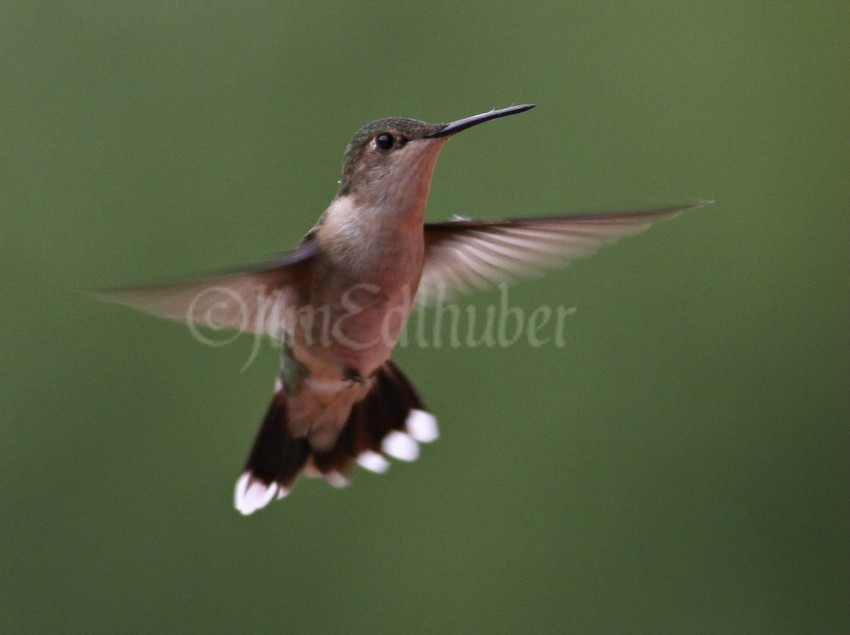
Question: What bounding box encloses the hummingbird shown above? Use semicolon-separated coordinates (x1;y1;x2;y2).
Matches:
97;104;702;515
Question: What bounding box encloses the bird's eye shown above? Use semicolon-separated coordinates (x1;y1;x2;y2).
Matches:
375;133;395;150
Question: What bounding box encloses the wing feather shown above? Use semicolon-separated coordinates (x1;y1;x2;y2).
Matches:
418;203;705;304
91;235;319;336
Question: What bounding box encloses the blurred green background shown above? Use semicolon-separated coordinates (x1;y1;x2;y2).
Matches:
2;2;848;633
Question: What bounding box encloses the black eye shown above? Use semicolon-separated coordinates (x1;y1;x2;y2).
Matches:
376;133;394;150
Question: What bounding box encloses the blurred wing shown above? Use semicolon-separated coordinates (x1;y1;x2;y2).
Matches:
417;203;703;304
91;235;319;336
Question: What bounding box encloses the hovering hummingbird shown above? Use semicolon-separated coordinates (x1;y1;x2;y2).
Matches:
98;104;702;515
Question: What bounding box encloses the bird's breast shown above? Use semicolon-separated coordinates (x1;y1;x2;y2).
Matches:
295;220;424;377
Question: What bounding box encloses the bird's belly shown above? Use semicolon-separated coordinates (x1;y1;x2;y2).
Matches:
296;280;416;377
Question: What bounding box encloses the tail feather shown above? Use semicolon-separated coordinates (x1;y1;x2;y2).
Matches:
234;360;438;515
234;392;310;515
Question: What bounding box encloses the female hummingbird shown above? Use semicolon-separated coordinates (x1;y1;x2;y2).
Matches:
98;104;701;514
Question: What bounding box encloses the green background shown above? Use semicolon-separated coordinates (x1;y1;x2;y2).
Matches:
2;3;848;633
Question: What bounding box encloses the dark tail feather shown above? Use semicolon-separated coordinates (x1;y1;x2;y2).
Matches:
234;360;439;515
311;360;437;477
234;392;309;515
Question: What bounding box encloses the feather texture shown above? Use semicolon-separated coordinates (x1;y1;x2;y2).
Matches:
417;203;706;304
90;235;319;336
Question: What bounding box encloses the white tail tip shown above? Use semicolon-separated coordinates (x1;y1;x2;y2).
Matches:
234;472;279;515
356;450;391;474
325;471;350;488
381;431;420;462
406;409;439;443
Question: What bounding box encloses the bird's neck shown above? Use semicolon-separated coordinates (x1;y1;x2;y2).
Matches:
323;184;427;242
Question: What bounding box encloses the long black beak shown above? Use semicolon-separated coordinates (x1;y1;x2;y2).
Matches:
424;104;536;138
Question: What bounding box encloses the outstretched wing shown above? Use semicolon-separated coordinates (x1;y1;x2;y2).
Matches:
417;203;704;304
91;235;320;336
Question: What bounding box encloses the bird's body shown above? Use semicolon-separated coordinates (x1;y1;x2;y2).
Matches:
97;104;703;514
306;192;427;379
271;134;440;458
